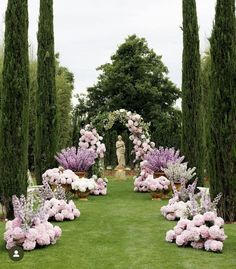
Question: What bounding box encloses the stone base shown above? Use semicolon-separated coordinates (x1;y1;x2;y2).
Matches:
114;169;127;180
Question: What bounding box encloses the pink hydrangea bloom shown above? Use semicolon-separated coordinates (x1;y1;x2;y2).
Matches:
165;230;176;242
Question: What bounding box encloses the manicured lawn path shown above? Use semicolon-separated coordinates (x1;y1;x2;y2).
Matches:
0;178;236;269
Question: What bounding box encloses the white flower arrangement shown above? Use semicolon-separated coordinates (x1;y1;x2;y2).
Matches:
71;177;97;193
163;162;196;183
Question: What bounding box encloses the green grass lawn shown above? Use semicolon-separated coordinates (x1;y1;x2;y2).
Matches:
0;178;235;269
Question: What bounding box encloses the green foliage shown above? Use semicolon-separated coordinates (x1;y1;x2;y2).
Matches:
35;0;57;184
0;0;29;218
182;0;204;184
201;51;211;178
208;0;236;222
28;59;37;171
74;35;181;152
55;54;74;150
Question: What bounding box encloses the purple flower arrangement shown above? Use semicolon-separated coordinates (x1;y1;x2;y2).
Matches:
4;194;62;251
55;147;97;172
165;212;227;252
146;147;184;172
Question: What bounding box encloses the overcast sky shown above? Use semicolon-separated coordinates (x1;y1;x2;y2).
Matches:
1;0;216;104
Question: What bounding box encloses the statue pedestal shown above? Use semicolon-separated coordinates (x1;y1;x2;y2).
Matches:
114;168;126;180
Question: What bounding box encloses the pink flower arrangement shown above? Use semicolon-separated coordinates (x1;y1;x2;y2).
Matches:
44;198;80;221
42;168;78;185
134;160;154;192
4;194;62;251
146;175;170;192
79;124;106;159
165;211;227;252
90;175;108;196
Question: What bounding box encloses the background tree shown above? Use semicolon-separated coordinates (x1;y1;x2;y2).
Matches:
181;0;204;184
208;0;236;222
35;0;57;184
0;0;29;218
55;54;74;150
73;35;181;156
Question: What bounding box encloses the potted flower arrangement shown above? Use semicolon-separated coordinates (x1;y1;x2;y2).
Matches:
4;194;62;251
42;167;78;192
162;162;196;191
71;177;97;200
146;147;184;178
55;147;97;178
146;175;171;200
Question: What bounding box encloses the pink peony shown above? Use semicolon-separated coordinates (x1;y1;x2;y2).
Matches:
23;239;36;251
6;238;15;250
214;217;224;227
55;213;64;222
54;226;62;238
176;235;186;246
12;227;25;240
199;225;209;239
203;211;216;222
166;230;176;242
191;241;204;249
208;225;221;240
26;228;38;241
73;209;81;218
174;226;183;235
193;214;205;227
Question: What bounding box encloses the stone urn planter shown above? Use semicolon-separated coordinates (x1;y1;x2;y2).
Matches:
75;171;88;178
154;171;165;179
75;189;90;201
150;191;163;201
173;182;182;192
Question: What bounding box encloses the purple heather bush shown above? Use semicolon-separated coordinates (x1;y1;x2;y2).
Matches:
146;147;184;172
55;147;97;172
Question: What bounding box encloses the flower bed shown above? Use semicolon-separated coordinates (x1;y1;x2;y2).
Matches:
4;194;62;251
165;212;227;252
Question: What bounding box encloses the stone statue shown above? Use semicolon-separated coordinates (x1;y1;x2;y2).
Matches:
116;135;126;168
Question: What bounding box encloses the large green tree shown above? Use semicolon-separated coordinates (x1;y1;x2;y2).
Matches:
74;35;181;149
55;55;74;150
209;0;236;222
181;0;203;184
35;0;57;183
0;0;29;218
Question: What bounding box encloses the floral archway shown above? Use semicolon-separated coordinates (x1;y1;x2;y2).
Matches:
104;109;155;162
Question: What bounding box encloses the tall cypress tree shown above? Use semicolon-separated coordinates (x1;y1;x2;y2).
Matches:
0;0;29;218
209;0;236;222
181;0;203;184
35;0;57;184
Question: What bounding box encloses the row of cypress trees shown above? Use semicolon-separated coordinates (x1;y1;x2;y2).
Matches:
0;0;56;218
182;0;236;222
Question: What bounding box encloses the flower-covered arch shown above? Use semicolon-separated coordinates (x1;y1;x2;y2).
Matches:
104;109;155;162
